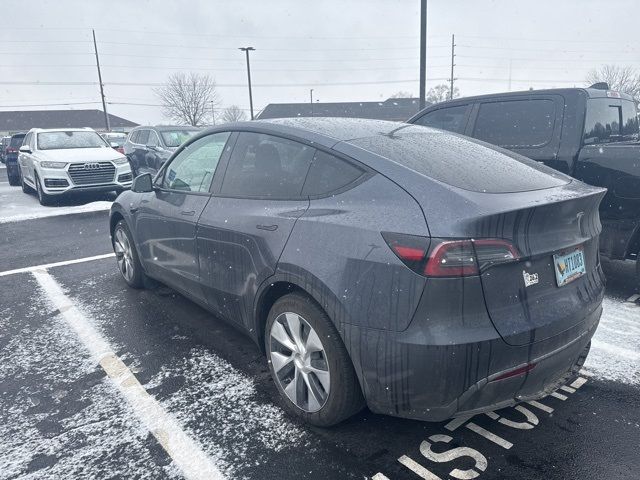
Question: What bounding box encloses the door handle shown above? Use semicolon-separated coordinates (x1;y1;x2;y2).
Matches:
129;207;139;214
256;224;278;231
181;210;196;216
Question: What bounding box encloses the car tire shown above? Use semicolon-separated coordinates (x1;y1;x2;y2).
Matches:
636;257;640;293
19;167;33;194
112;219;145;289
34;173;52;206
265;292;364;427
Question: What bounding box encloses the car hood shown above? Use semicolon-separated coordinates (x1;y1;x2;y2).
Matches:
38;147;124;163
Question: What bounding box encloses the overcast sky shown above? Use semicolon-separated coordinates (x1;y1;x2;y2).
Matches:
1;0;638;125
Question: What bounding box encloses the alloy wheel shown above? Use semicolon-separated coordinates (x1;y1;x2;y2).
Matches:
113;227;135;282
269;312;331;412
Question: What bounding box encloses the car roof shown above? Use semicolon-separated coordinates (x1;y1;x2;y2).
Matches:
132;125;200;132
29;127;96;133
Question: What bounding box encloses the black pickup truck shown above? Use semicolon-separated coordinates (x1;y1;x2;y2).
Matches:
408;85;640;286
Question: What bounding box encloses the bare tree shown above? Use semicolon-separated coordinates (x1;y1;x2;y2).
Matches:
155;72;220;126
220;105;247;123
426;84;460;104
586;65;640;102
389;90;414;99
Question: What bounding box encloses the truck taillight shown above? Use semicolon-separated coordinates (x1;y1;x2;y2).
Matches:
383;234;520;277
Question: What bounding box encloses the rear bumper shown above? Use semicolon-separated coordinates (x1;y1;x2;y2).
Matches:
342;276;602;422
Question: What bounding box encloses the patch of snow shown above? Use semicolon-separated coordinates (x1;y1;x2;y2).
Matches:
584;297;640;385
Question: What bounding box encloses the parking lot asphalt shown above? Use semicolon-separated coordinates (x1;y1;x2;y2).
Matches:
1;176;639;480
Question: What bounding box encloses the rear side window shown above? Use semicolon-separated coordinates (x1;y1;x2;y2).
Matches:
473;99;556;148
348;129;569;193
302;150;364;196
220;132;314;198
413;105;469;133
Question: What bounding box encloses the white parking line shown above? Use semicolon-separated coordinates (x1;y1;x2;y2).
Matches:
550;391;568;401
32;269;225;480
570;377;588;389
0;253;115;277
526;400;554;414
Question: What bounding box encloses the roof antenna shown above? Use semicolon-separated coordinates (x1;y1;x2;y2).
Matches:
589;82;610;90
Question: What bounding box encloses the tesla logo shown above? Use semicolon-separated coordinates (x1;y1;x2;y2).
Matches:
84;163;100;170
523;270;539;287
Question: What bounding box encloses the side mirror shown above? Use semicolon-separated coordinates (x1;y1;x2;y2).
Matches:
19;145;31;154
110;142;119;148
131;173;154;193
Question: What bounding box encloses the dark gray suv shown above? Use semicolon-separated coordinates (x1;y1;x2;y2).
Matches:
110;118;605;426
123;125;200;176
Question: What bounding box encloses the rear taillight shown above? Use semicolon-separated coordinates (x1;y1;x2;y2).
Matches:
7;148;16;153
383;233;520;277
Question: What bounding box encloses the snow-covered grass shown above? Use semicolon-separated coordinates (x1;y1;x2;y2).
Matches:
0;184;111;224
584;297;640;386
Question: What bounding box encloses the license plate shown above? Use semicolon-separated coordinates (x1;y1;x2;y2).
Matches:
553;247;586;287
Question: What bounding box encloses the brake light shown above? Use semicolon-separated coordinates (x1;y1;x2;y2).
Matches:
383;234;520;277
491;363;537;382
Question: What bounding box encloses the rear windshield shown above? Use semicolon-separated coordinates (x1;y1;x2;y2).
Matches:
38;131;108;150
161;130;199;147
584;98;639;144
9;135;25;147
348;127;569;193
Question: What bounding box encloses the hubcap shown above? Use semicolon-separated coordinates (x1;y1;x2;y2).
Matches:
269;312;330;412
114;227;135;282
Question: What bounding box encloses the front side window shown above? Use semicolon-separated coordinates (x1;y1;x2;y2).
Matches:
161;132;230;192
137;130;150;145
414;105;469;133
37;131;109;150
473;99;556;148
147;131;159;147
220;132;314;198
584;98;639;144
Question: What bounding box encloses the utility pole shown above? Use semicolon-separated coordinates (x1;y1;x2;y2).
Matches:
239;47;255;120
449;34;456;100
92;29;110;131
419;0;427;109
310;89;314;116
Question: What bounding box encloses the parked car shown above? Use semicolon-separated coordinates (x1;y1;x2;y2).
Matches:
408;84;640;287
123;125;200;176
4;132;26;185
0;136;11;163
18;127;132;205
100;132;128;154
109;118;605;426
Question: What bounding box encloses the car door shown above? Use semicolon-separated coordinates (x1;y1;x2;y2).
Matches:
18;132;34;182
196;131;314;329
144;129;163;174
133;131;232;301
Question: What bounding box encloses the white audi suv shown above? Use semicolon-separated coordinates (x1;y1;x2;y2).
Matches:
17;127;133;205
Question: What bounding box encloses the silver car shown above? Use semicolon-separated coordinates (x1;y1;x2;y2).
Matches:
18;127;132;205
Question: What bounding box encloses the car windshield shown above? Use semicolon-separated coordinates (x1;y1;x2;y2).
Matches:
160;130;199;147
37;131;109;150
9;135;25;147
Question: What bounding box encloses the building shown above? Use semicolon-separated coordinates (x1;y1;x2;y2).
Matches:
257;97;424;122
0;109;138;135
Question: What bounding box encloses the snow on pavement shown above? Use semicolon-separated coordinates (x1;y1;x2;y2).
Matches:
0;184;111;223
584;297;640;385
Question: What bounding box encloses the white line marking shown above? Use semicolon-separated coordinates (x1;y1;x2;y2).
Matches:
550;391;568;401
625;294;640;303
560;385;576;394
0;253;115;277
484;411;500;421
444;414;474;432
591;340;640;361
372;474;391;480
32;269;225;480
570;377;588;390
398;455;442;480
579;369;594;377
465;422;513;450
526;400;554;414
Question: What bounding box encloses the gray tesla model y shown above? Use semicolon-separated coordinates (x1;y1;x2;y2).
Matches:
109;118;605;426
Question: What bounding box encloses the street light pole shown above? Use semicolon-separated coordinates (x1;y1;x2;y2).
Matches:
239;47;255;120
419;0;427;110
310;89;314;116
